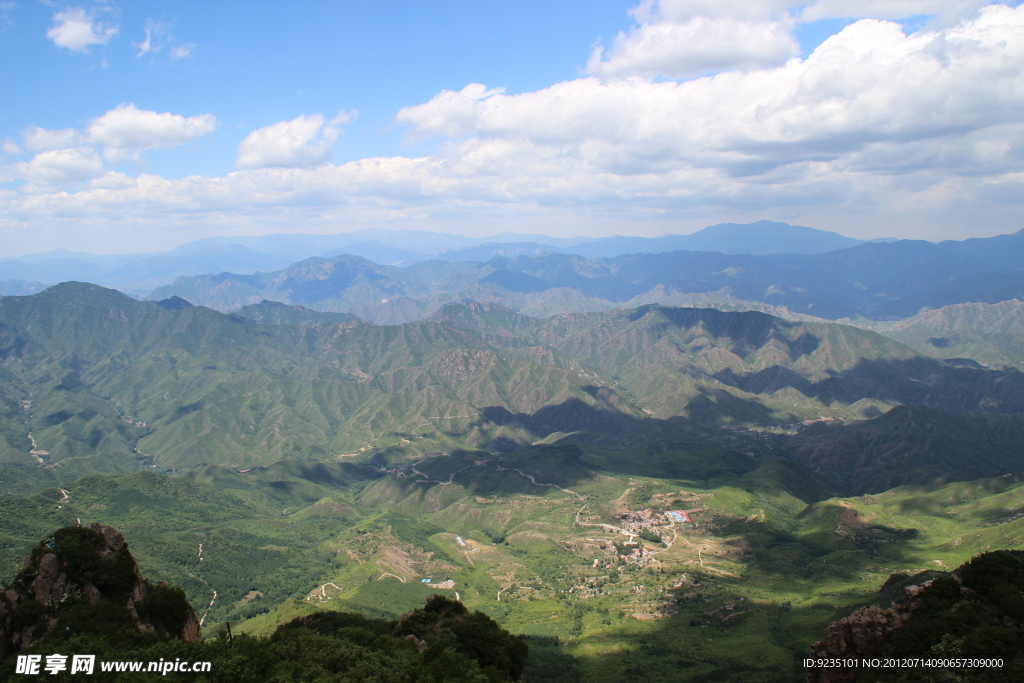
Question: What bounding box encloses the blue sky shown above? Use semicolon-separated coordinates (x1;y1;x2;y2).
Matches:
2;1;1023;254
3;2;640;177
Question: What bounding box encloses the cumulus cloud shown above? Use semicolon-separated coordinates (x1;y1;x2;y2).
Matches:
23;126;84;151
16;148;106;186
3;105;217;187
395;84;505;140
236;112;357;169
404;7;1024;180
46;7;118;52
86;103;217;160
588;0;999;78
590;0;799;77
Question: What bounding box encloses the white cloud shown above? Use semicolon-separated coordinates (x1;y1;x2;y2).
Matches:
135;19;195;62
23;126;84;151
16;147;106;186
588;0;1001;78
46;7;118;52
589;1;799;78
135;19;169;56
799;1;993;22
86;103;217;160
588;16;799;78
87;171;138;190
2;138;22;155
5;3;1024;243
169;43;194;61
395;84;505;140
4;105;217;183
236;112;356;169
403;8;1024;179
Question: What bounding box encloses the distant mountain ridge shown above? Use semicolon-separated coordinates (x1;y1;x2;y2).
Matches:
851;299;1024;369
148;229;1024;323
1;221;870;295
433;220;864;261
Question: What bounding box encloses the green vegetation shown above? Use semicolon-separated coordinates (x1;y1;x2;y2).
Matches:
859;299;1024;370
3;445;1024;680
5;284;1024;680
809;550;1024;682
2;579;529;682
786;404;1024;494
5;284;1024;498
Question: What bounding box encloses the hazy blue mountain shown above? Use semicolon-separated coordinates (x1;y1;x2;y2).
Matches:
565;220;867;257
3;222;868;295
431;242;566;262
0;280;49;296
0;243;293;296
0;248;96;264
148;230;1024;323
319;241;420;264
431;220;868;262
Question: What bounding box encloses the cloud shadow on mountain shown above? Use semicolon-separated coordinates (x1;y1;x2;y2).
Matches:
712;356;1024;414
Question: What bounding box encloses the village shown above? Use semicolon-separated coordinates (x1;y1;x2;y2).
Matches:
562;503;708;602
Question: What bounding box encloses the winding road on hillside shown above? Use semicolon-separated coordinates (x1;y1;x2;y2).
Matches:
496;466;583;499
189;544;217;627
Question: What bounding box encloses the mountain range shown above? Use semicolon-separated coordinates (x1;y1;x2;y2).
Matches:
0;221;869;296
4;283;1024;501
146;228;1024;323
852;299;1024;369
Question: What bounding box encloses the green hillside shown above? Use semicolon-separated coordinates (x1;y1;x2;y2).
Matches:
4;446;1024;680
4;285;1024;494
786;405;1024;494
0;284;643;473
860;299;1024;369
434;303;1024;422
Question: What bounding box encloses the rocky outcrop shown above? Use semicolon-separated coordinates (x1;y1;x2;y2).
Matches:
806;576;948;683
0;524;201;660
806;604;911;683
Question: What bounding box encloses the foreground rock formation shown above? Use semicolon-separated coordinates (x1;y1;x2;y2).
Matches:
0;523;200;659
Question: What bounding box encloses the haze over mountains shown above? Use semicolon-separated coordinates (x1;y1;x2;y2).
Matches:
0;221;872;297
141;225;1024;324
